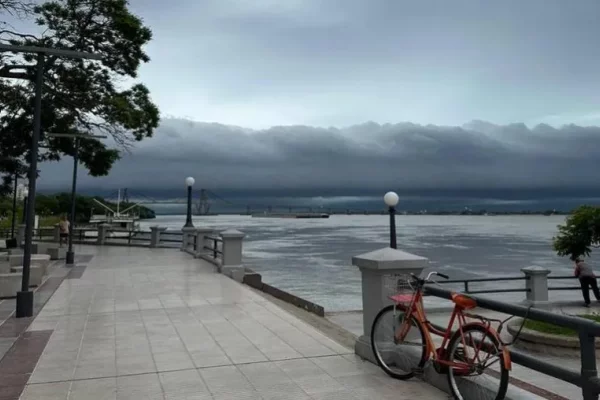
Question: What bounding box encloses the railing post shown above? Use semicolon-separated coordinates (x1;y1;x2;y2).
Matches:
181;227;196;252
97;224;109;245
464;281;469;293
53;224;60;243
194;228;214;258
580;332;599;400
149;226;167;248
521;266;550;308
352;247;428;363
220;229;245;282
17;224;26;248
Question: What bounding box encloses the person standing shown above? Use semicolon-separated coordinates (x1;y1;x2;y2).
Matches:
575;258;600;307
58;215;70;248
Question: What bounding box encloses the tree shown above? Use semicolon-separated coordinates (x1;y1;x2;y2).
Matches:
0;0;160;195
553;205;600;260
35;193;59;216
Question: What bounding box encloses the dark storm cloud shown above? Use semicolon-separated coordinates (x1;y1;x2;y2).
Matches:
38;119;600;193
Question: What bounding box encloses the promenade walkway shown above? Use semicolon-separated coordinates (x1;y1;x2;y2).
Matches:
0;245;445;400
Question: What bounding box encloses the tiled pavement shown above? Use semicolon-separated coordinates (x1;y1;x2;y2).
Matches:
4;245;446;400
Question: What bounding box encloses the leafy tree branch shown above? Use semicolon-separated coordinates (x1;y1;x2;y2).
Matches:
0;0;160;195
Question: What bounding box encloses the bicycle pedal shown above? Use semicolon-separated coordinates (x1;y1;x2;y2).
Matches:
411;367;425;375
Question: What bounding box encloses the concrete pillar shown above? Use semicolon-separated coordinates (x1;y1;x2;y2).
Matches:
220;229;245;281
149;226;167;248
352;247;428;362
53;224;61;242
522;266;551;308
97;224;110;245
194;228;214;257
181;227;197;251
17;225;26;247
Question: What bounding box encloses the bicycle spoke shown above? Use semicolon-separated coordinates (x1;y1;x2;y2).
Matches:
371;306;427;380
447;326;508;400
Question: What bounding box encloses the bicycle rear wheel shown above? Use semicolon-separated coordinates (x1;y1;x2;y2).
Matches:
446;324;509;400
370;305;426;380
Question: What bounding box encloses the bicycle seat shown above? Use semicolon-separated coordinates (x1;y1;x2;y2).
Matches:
451;293;477;310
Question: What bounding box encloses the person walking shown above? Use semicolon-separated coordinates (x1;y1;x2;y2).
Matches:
58;215;70;248
575;258;600;307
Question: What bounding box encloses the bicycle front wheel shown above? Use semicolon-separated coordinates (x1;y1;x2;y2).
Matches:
370;305;426;380
446;324;509;400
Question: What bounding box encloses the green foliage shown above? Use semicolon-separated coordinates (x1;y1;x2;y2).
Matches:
0;215;60;229
553;205;600;260
524;314;600;337
0;0;160;195
0;192;155;226
0;196;13;218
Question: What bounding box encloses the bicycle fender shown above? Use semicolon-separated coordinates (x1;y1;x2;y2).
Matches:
502;347;512;371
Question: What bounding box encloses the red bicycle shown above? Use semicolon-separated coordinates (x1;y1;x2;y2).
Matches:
371;271;512;400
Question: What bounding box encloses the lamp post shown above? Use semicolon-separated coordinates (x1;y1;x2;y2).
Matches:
0;43;102;318
46;133;106;265
21;187;29;225
66;137;79;265
184;177;195;228
384;191;399;249
10;172;18;238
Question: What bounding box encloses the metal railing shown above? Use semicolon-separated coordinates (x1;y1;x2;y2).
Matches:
21;227;184;248
436;274;582;299
0;229;13;239
425;285;600;400
204;235;223;260
548;274;581;291
102;229;182;247
438;276;530;294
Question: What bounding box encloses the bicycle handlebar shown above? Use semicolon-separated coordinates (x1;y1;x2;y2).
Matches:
410;271;449;286
436;272;450;280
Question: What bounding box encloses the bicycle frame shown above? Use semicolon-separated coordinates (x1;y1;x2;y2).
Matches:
394;282;511;372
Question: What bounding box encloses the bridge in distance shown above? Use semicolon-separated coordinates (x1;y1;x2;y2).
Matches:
99;188;384;216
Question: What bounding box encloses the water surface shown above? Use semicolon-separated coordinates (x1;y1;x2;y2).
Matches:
142;215;580;311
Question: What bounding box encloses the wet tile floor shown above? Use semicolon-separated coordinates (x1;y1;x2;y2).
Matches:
2;245;446;400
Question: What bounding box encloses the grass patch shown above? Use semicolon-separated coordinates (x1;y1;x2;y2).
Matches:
524;314;600;337
0;215;61;229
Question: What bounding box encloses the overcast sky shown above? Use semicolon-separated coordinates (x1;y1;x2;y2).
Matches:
125;0;600;128
5;1;600;194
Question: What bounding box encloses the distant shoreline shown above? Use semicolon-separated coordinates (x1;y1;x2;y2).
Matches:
151;211;570;217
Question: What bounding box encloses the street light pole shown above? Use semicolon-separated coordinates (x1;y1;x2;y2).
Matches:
21;190;28;225
66;137;79;265
384;191;400;249
11;172;18;238
184;177;195;228
46;133;106;266
16;53;44;318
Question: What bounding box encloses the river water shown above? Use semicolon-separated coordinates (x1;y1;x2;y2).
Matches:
141;214;582;312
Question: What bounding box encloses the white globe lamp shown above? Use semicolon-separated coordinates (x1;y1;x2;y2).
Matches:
383;191;399;249
384;191;399;208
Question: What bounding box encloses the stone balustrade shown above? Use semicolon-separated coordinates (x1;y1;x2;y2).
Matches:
179;227;246;282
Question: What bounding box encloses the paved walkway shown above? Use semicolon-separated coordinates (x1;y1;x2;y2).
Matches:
0;245;446;400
